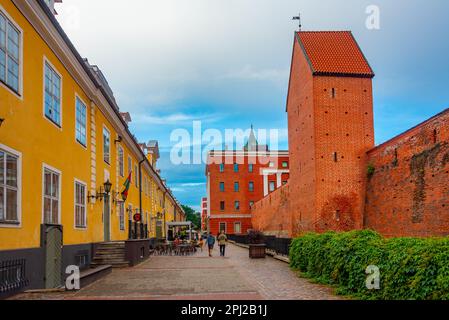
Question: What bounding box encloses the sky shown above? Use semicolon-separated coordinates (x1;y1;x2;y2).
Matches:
56;0;449;211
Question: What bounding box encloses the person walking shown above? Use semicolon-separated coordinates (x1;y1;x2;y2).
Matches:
207;233;215;257
218;231;228;257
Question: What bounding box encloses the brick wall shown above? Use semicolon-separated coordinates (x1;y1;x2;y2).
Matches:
251;184;291;238
364;109;449;237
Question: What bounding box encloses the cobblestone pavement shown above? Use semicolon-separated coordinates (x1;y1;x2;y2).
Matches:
10;244;341;300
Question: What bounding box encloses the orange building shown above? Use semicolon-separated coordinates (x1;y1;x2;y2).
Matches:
206;128;289;235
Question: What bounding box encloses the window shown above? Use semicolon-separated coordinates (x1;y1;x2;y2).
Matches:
134;164;138;187
119;202;125;231
43;167;60;224
103;127;110;164
74;181;86;228
220;201;225;211
219;182;225;192
269;181;276;192
44;62;62;126
234;182;239;192
0;149;19;223
128;156;132;175
0;12;20;94
249;181;254;192
234;201;240;211
233;163;239;172
248;164;254;173
282;181;288;186
269;162;275;168
75;97;87;146
282;161;288;168
219;164;224;172
118;146;124;177
249;201;254;208
234;222;241;234
219;222;226;233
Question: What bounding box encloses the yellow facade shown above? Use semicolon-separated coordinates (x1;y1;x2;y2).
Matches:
0;0;183;252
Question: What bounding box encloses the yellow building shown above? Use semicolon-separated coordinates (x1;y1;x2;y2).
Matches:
0;0;184;292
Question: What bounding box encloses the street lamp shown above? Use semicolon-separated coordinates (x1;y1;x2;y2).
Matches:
88;180;113;203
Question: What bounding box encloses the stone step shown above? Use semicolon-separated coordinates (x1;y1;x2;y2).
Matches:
95;250;125;255
91;261;129;269
95;247;124;250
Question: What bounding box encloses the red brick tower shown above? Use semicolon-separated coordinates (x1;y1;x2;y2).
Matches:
286;31;375;234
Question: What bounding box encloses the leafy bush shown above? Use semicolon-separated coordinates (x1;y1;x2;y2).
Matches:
289;230;449;300
248;230;265;244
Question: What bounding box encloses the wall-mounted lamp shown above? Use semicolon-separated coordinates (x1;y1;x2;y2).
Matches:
114;136;123;144
0;118;4;127
88;180;112;203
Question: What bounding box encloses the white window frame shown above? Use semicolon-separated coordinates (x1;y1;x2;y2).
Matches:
234;222;242;234
103;126;111;165
119;201;125;231
43;56;63;129
42;163;62;225
74;94;87;148
0;143;22;228
74;179;87;229
0;5;23;99
128;156;132;175
118;145;124;177
134;164;138;188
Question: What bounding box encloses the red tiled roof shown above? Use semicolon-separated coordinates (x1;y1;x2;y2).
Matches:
297;31;374;78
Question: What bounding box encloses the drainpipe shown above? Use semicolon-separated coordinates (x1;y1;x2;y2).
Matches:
138;158;146;239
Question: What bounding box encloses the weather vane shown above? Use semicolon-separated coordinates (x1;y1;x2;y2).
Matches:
292;12;302;31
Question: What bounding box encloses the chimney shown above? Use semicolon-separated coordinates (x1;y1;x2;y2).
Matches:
44;0;62;15
120;112;132;126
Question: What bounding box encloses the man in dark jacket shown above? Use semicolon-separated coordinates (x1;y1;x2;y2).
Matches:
206;233;215;257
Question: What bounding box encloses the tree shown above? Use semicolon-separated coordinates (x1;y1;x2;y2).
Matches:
182;205;201;230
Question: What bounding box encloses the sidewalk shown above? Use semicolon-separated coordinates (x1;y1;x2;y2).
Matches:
10;243;341;300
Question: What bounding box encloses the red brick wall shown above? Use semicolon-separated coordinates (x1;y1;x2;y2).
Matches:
365;109;449;237
286;35;316;235
251;184;291;238
312;76;374;233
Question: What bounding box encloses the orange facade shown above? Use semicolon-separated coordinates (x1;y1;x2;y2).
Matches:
206;150;289;235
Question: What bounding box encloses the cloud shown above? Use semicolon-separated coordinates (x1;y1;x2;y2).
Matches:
221;65;289;85
132;112;223;126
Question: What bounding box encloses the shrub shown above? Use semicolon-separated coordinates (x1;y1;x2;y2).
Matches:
289;230;449;300
248;230;265;244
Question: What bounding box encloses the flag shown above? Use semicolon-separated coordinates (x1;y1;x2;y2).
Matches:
121;171;132;201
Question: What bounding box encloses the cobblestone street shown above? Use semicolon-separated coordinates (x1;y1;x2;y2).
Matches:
11;244;341;300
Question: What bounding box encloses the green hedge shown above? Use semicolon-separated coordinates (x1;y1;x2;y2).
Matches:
289;230;449;300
